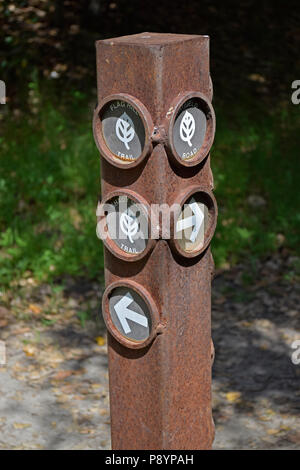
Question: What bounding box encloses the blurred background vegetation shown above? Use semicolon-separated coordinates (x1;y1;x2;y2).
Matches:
0;0;299;286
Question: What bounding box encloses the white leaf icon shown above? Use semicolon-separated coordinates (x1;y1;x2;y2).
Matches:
179;110;195;147
115;112;135;150
120;212;139;243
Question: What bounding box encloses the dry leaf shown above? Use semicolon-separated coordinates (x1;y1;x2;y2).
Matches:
52;370;74;381
91;383;102;389
241;321;253;328
79;428;95;435
23;345;36;357
29;304;42;315
13;423;31;429
95;336;106;346
248;73;266;83
267;428;281;435
280;425;291;431
226;391;241;403
52;368;85;381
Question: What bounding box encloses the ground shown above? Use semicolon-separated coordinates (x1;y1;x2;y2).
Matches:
0;254;299;450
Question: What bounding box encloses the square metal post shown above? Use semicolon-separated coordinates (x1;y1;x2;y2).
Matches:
94;33;216;450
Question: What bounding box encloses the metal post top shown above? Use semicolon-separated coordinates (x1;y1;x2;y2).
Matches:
97;32;209;47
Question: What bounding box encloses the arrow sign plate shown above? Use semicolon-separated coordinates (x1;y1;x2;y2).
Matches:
108;287;152;342
176;195;208;253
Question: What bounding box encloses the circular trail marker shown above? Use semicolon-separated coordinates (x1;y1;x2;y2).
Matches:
176;194;208;253
167;92;216;167
101;99;145;162
102;281;160;349
173;98;207;161
105;195;148;256
172;188;217;257
108;286;152;343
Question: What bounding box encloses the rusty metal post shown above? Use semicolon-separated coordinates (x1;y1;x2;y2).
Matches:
93;33;217;450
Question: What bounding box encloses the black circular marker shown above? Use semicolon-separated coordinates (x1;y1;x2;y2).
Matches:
109;286;152;342
172;98;207;161
105;195;148;255
101;99;146;162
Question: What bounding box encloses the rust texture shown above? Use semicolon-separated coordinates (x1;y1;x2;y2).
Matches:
94;32;216;449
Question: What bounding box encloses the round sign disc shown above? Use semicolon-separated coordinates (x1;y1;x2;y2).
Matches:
108;286;152;343
105;195;148;255
172;98;207;161
175;193;209;253
101;99;146;162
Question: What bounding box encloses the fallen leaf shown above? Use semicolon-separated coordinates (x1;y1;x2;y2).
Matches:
226;391;241;403
52;368;85;381
248;74;266;83
280;425;291;431
91;383;102;389
52;370;74;381
23;345;36;357
241;321;253;328
13;423;31;430
79;428;95;435
13;327;31;335
267;428;281;435
95;336;106;346
29;304;42;315
259;416;270;422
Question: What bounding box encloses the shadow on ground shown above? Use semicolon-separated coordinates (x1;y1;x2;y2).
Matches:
0;254;299;449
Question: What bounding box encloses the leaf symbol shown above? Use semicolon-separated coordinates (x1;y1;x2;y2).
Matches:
179;110;195;147
120;211;139;243
115;112;135;150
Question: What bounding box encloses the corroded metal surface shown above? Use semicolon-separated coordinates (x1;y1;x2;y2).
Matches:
94;32;217;450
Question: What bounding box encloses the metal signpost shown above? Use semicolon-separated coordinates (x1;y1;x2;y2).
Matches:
93;33;217;450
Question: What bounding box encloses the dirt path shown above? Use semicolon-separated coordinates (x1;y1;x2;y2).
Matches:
0;254;299;450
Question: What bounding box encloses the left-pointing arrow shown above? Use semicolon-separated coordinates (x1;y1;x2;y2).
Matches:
114;292;148;334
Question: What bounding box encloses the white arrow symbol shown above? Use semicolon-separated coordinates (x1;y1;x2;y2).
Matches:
114;292;148;334
176;199;204;243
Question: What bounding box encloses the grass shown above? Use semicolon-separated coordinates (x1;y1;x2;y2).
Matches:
0;82;102;285
212;98;300;268
0;81;299;286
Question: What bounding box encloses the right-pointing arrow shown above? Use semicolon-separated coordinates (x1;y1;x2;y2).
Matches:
176;198;204;243
114;292;148;334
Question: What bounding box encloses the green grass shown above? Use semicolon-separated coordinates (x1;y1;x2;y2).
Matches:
0;83;299;286
0;83;102;285
212;99;300;268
